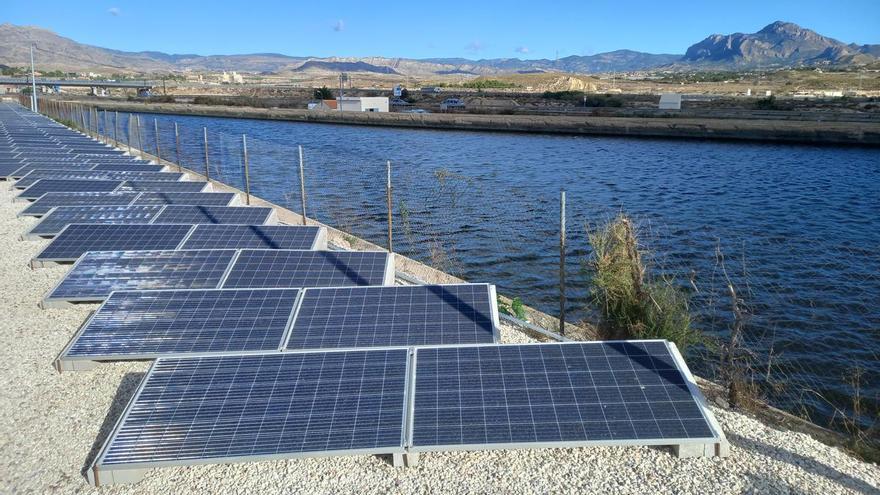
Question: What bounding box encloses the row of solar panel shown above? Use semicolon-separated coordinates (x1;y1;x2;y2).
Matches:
26;204;275;238
16;179;211;201
87;341;725;485
20;191;238;217
55;283;500;370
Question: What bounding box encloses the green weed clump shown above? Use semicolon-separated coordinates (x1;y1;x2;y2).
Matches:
587;214;699;350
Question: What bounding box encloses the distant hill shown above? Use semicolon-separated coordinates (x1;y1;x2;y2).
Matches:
683;21;880;67
0;21;876;76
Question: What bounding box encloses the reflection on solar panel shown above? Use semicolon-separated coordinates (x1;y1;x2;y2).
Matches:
34;224;194;263
19;192;141;217
152;205;274;225
57;288;301;369
17;179;124;200
285;284;498;350
15;170;183;188
410;341;723;452
222;250;393;289
118;181;209;193
44;249;237;306
88;349;409;485
131;192;235;206
27;205;165;237
182;225;325;250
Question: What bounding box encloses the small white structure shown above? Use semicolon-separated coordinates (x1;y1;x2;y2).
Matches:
659;93;682;110
337;97;389;112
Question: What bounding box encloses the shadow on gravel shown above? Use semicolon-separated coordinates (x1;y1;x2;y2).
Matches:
80;371;145;480
727;432;877;495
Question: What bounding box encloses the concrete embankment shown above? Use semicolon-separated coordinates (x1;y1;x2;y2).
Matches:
81;100;880;146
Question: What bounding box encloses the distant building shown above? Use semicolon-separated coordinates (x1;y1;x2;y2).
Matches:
421;87;442;94
308;99;338;110
659;93;682;110
308;97;388;112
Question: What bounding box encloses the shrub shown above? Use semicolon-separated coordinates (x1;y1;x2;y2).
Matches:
586;214;699;350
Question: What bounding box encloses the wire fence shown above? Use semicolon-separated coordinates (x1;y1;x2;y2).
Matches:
35;98;879;450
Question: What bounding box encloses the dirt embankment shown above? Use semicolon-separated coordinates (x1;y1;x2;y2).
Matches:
82;100;880;146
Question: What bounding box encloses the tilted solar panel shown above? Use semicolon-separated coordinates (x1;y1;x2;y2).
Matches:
131;192;235;206
88;348;409;486
15;169;183;188
27;205;165;237
409;341;723;450
17;179;124;200
285;284;499;350
152;205;275;225
91;163;164;172
34;224;194;263
181;225;324;250
18;192;141;217
6;162;96;179
44;249;237;306
57;288;301;369
222;250;393;289
118;181;210;193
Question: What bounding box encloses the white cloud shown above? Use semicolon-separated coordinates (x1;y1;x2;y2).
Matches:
465;40;484;52
107;7;121;16
333;19;345;32
515;46;529;54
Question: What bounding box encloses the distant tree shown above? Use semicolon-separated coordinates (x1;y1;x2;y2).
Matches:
314;86;334;99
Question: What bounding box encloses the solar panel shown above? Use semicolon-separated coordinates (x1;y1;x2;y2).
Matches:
222;250;393;289
57;288;301;369
18;192;141;217
285;284;499;351
0;162;25;177
15;170;183;189
409;341;724;451
26;205;165;237
44;249;237;306
34;224;194;263
181;225;325;250
88;348;409;486
152;205;275;225
91;163;164;172
6;162;96;179
131;192;235;206
118;181;210;193
17;179;124;200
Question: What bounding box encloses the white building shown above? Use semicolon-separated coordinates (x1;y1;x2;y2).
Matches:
337;97;389;112
658;93;682;110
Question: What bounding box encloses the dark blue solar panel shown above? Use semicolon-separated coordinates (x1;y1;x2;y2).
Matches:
118;181;209;193
15;170;183;188
222;250;390;289
29;205;164;236
91;163;164;172
36;224;194;262
181;225;320;250
152;205;273;225
19;192;140;217
96;349;408;467
62;288;300;360
47;249;237;302
7;162;96;178
286;284;497;350
131;192;235;206
410;342;718;449
18;179;124;199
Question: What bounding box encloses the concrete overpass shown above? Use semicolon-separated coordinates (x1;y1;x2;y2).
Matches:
0;77;154;96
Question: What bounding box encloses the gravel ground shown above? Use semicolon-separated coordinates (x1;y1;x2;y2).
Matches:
0;186;877;494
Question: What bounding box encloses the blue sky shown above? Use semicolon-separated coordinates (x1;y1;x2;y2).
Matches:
6;1;879;59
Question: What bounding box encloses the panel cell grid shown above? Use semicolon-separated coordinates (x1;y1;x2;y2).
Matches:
132;192;235;206
29;205;165;236
36;224;194;262
182;225;319;250
98;349;408;466
410;341;717;449
118;181;209;193
286;284;497;350
64;288;301;360
152;205;273;225
223;250;390;289
47;249;237;302
18;179;123;199
20;192;140;217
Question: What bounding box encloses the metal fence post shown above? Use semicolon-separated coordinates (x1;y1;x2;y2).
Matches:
114;111;119;147
298;145;307;225
174;122;182;172
203;127;210;181
154;118;162;164
135;115;143;159
103;110;108;143
387;160;393;252
127;114;133;153
241;134;251;205
559;189;566;336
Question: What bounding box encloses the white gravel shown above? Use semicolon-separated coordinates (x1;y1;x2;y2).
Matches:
0;186;877;494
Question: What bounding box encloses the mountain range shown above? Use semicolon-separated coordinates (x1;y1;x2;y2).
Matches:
0;21;876;77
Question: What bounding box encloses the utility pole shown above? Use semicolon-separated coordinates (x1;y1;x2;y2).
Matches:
29;45;38;112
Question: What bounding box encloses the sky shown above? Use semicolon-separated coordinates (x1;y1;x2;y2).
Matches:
5;0;880;60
